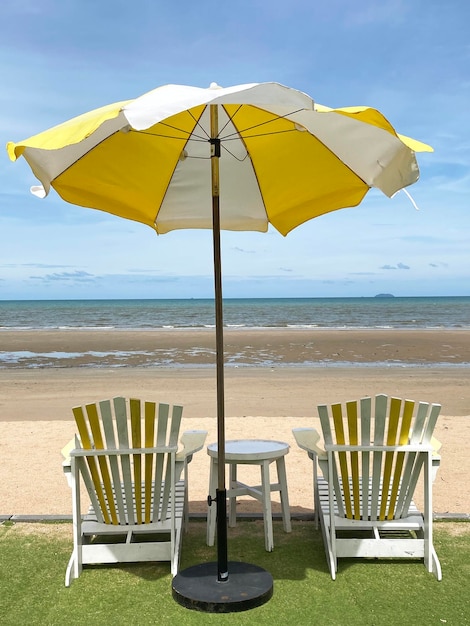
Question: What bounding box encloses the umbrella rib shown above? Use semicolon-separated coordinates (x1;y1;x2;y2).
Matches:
220;143;249;162
217;104;243;137
49;131;127;180
219;107;306;140
223;128;299;141
186;108;211;140
136;129;208;142
136;109;210;142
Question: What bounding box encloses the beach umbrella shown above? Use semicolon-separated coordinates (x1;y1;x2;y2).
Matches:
7;81;431;611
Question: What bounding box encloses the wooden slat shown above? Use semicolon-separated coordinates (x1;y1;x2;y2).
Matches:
153;403;169;521
144;401;156;524
130;399;143;524
422;403;441;445
114;397;135;524
89;402;119;525
319;404;344;518
346;401;360;520
169;404;183;446
380;397;401;519
388;399;414;519
370;395;387;521
77;454;105;524
164;404;183;518
73;405;113;524
397;401;431;516
332;403;352;519
161;404;173;521
99;399;126;523
360;397;372;519
411;401;430;443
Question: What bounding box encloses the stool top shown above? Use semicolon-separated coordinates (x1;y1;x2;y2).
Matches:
207;439;289;461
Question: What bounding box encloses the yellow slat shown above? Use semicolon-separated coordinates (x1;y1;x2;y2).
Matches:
87;403;119;525
388;400;415;519
332;404;352;518
380;398;401;519
144;401;156;523
72;406;114;524
346;401;360;519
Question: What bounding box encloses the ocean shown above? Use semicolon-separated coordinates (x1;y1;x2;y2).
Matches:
0;296;469;331
1;297;468;369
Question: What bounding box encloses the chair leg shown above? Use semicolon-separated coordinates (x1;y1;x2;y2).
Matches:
320;512;337;580
431;547;442;581
65;551;76;587
422;452;442;580
172;522;183;577
68;460;83;586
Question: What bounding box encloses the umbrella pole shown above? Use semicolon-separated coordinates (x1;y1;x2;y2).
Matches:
172;104;273;612
209;105;229;582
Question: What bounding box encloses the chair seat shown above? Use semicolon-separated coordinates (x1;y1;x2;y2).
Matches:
81;480;186;534
316;476;423;527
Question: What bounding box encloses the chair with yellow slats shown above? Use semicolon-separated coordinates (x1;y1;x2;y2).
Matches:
62;397;207;586
293;394;442;580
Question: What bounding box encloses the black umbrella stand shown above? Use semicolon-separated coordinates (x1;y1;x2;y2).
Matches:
172;105;273;612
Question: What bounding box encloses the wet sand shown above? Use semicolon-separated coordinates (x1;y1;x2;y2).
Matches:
1;328;470;367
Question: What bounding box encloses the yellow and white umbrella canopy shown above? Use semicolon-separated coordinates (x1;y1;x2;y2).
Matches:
7;81;431;237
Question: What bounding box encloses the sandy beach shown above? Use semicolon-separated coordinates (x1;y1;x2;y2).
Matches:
1;328;469;517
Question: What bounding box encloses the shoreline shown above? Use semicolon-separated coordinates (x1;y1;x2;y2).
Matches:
1;328;470;368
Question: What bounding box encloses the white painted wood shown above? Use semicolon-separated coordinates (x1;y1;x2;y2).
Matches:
277;456;292;534
206;438;291;551
63;397;207;586
293;394;442;580
292;428;325;458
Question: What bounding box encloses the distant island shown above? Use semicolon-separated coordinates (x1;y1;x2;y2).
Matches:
374;293;395;298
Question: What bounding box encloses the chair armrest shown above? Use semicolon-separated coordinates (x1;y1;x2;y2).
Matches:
292;427;327;459
430;436;442;482
61;438;75;462
176;430;208;462
61;437;76;488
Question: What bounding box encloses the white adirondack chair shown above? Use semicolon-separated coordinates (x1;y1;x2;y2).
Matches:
62;397;207;586
293;394;442;580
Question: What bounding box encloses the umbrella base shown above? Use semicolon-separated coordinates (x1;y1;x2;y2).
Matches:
172;561;273;613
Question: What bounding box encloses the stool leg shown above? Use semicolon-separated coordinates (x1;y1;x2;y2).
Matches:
261;460;274;551
229;463;237;528
277;456;292;533
206;457;217;546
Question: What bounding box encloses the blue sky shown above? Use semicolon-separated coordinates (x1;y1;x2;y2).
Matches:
1;0;469;300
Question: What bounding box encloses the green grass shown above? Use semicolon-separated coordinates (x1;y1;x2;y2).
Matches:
1;520;469;625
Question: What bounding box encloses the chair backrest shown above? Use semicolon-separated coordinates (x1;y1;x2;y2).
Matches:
71;397;183;526
318;394;441;521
